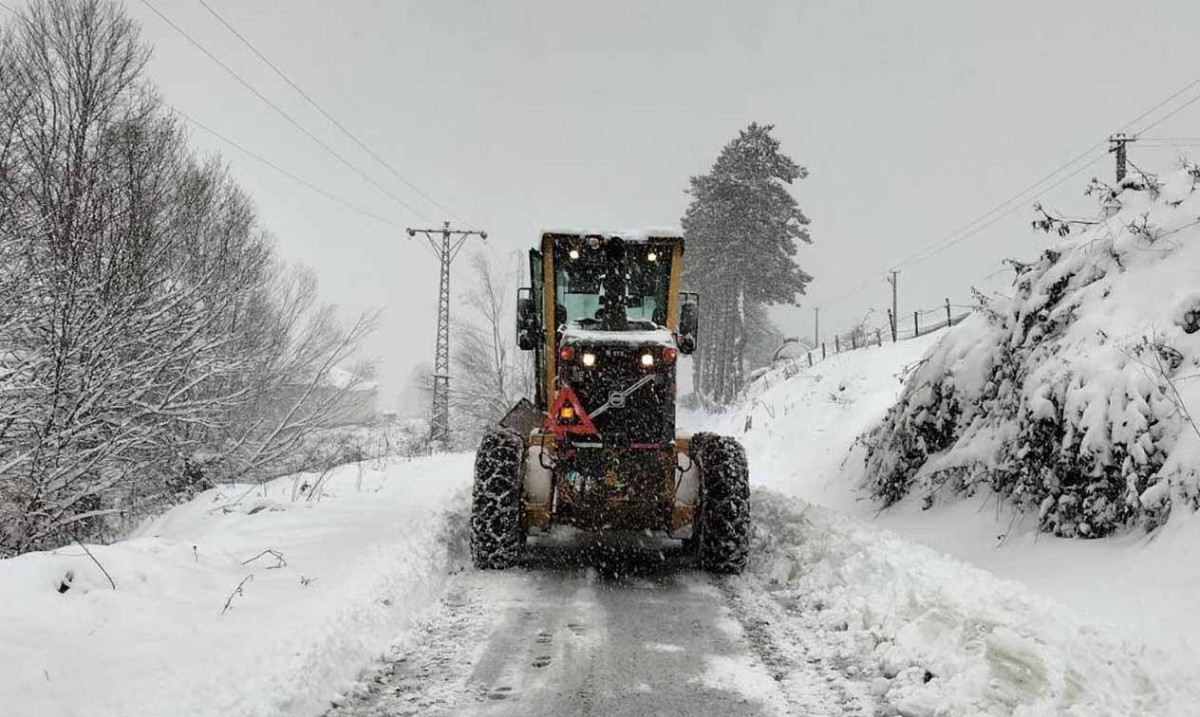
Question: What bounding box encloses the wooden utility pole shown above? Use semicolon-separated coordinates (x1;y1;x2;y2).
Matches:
887;270;899;341
407;221;488;447
1109;133;1135;182
813;307;820;348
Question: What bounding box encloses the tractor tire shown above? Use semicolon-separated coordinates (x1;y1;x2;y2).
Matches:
693;432;751;574
470;426;526;570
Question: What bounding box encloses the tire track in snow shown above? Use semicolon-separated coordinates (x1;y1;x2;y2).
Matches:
719;576;881;716
326;537;868;716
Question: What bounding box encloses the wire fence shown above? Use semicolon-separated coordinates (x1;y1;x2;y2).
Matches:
745;298;974;399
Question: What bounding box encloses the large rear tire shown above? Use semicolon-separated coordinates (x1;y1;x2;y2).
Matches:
471;427;526;569
693;432;750;574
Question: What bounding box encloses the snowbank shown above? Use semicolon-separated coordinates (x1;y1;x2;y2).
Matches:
749;491;1200;717
684;322;1200;680
862;168;1200;537
681;333;943;505
0;455;472;717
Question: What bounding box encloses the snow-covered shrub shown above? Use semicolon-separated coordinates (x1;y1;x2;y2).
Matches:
862;168;1200;537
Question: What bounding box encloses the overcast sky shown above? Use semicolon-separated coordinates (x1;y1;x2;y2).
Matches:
95;0;1200;408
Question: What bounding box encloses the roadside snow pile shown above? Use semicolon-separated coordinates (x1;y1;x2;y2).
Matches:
681;333;943;505
863;167;1200;537
749;491;1200;717
0;454;472;717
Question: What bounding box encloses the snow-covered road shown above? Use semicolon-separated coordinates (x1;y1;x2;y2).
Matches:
324;489;1194;717
327;533;866;717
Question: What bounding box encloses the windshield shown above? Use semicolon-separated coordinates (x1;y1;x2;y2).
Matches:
553;241;671;331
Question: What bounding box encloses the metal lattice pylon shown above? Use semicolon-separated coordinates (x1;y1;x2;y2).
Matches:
407;221;487;447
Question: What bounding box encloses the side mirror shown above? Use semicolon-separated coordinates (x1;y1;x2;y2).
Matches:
678;296;699;355
516;288;537;351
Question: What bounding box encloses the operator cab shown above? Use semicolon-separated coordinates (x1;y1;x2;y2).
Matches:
516;231;699;422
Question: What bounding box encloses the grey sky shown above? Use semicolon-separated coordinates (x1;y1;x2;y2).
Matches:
115;0;1200;407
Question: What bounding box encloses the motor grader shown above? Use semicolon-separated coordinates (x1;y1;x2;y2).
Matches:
470;230;751;573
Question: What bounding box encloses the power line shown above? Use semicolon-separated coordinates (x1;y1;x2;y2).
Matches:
1136;92;1200;137
0;1;16;15
171;105;407;230
901;152;1108;271
139;0;430;222
194;0;463;224
894;142;1108;272
821;73;1200;313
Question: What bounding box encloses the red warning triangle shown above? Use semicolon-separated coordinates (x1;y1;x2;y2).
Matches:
547;385;598;437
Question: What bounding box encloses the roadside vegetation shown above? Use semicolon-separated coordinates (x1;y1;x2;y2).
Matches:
0;0;377;555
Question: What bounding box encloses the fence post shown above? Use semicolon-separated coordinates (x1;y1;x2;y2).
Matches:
945;298;952;326
914;311;920;337
876;329;882;346
888;309;897;342
835;335;840;353
851;333;858;350
807;351;813;367
821;342;826;359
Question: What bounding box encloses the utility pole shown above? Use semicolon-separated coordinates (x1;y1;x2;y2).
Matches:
1109;133;1135;183
813;306;820;348
886;270;899;342
407;221;487;447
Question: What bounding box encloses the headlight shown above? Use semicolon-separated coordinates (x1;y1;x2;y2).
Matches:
581;352;597;367
640;352;655;367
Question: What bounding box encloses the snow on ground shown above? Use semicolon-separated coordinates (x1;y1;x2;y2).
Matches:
746;490;1200;717
0;455;472;717
681;333;944;506
682;330;1200;708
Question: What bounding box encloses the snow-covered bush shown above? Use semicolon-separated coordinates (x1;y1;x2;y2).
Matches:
862;168;1200;537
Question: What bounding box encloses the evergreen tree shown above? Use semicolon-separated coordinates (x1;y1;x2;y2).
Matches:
681;123;812;404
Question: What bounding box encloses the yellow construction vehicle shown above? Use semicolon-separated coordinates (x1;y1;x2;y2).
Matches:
471;230;750;573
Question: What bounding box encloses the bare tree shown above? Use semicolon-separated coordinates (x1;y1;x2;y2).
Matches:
0;1;379;554
449;252;532;447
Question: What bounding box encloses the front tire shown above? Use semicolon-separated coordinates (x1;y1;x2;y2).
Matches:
471;427;526;569
693;432;751;574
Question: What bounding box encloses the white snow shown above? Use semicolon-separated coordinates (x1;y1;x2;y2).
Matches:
681;332;944;507
748;491;1200;716
0;455;472;717
540;227;683;243
561;324;677;347
682;319;1200;713
860;168;1200;539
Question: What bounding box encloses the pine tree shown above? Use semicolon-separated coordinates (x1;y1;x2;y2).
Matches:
681;123;812;404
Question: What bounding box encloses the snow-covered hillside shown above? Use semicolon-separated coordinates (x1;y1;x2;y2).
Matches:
681;333;943;506
684;323;1200;685
862;168;1200;539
